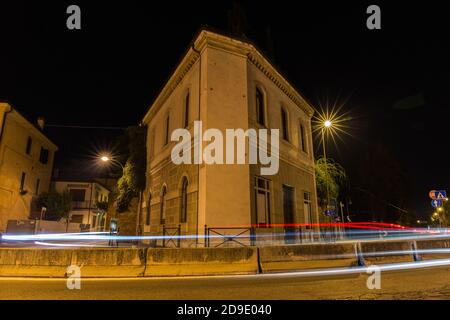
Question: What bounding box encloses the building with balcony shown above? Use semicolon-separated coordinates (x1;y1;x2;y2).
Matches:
140;30;319;247
52;180;110;230
0;102;58;233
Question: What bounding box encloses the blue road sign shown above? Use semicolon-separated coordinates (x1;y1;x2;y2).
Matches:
430;190;447;200
431;199;442;208
436;190;447;199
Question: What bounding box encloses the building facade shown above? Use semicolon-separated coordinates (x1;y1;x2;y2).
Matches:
0;102;58;232
140;30;319;246
53;180;110;230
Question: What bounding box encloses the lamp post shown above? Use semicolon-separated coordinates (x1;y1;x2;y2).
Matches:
321;120;339;240
99;155;125;234
99;154;143;240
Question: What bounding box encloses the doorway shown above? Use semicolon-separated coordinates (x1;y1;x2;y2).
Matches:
282;185;296;244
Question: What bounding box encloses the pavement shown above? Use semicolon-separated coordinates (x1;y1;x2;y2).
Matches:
0;264;449;300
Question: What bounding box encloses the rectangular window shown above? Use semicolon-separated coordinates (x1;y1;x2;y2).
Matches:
20;172;26;191
303;192;313;229
71;215;84;223
300;123;307;153
281;108;289;141
164;115;170;145
184;93;190;128
69;189;86;202
255;177;271;225
35;178;40;195
39;147;49;164
26;137;32;155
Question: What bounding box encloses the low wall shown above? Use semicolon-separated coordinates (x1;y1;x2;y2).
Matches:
259;243;358;273
145;247;258;276
360;241;414;265
416;239;450;260
0;248;73;277
71;248;146;277
0;248;146;278
0;237;449;278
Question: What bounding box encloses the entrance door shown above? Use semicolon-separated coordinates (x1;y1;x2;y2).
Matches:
282;185;295;244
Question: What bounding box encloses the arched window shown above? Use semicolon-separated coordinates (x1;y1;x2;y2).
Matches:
184;92;190;128
160;186;167;224
180;177;188;223
281;107;289;141
146;193;152;225
256;87;266;125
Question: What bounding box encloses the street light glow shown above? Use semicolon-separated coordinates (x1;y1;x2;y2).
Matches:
100;155;110;162
324;120;332;128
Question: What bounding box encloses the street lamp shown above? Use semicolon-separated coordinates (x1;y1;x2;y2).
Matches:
320;119;336;239
99;154;124;174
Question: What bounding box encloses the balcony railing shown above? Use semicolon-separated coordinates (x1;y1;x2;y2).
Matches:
71;201;92;210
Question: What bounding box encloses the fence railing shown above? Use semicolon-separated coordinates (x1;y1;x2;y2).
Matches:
204;226;255;247
162;224;181;248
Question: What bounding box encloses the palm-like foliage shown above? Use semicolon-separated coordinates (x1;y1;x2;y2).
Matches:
315;156;347;207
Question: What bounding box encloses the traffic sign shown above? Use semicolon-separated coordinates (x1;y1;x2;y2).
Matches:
431;199;442;208
429;190;447;200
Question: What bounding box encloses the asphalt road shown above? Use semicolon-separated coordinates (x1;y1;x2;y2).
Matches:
0;265;449;300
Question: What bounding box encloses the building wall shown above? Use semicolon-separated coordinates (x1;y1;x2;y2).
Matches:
142;31;318;246
246;61;319;241
200;45;252;234
53;181;110;228
142;51;201;246
0;103;57;232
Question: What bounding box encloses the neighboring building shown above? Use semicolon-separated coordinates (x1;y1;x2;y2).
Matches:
140;30;319;246
0;102;58;232
52;180;110;230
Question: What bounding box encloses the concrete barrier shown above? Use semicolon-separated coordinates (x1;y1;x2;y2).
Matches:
71;248;146;277
259;243;358;273
416;239;450;260
0;248;146;278
360;241;414;265
145;247;258;276
0;248;73;277
1;237;450;278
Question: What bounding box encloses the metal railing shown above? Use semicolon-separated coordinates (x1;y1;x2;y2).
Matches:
71;201;92;210
162;224;181;248
204;225;255;247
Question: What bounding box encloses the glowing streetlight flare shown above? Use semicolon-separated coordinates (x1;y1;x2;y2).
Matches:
100;156;110;162
324;120;332;128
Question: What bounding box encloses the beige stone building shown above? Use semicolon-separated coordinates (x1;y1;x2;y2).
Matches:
140;30;319;247
0;102;58;232
52;180;110;230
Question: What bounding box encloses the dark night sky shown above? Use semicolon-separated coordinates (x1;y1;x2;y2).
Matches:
0;1;449;217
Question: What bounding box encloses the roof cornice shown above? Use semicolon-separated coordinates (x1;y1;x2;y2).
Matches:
142;30;315;123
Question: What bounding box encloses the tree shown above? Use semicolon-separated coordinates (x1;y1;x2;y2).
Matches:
36;189;72;222
431;200;450;227
115;125;147;212
315;156;347;208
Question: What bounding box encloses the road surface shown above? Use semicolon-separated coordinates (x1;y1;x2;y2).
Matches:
0;265;449;300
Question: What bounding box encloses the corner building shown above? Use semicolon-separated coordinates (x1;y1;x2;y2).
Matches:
141;30;319;246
